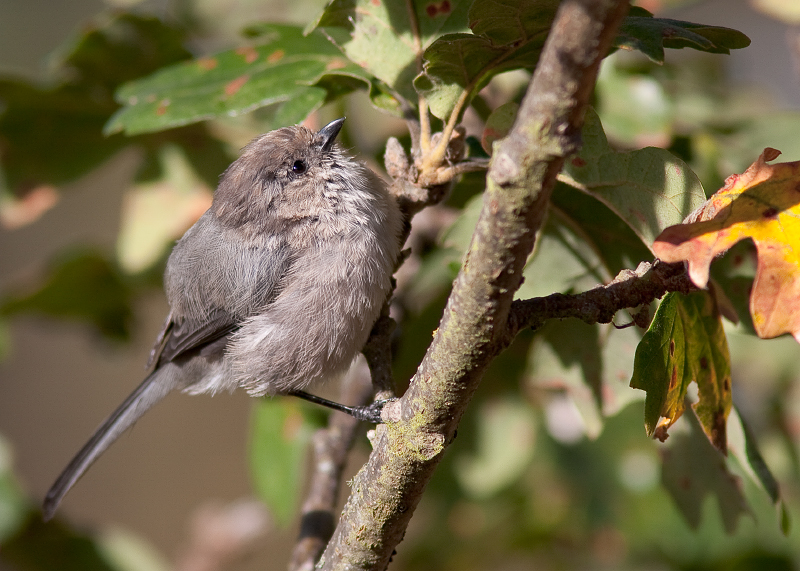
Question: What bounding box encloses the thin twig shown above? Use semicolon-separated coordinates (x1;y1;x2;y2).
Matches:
404;0;431;154
505;260;696;343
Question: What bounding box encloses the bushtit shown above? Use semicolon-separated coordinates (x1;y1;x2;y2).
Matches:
43;118;402;520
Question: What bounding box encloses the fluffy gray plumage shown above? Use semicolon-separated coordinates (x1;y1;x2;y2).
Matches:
43;118;401;520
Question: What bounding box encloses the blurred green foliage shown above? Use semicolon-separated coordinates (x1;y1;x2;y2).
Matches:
2;1;800;570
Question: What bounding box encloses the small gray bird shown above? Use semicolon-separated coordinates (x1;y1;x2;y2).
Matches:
43;118;402;520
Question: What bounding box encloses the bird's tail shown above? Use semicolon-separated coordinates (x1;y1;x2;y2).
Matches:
43;369;176;520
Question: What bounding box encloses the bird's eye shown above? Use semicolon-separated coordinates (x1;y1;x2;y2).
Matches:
292;160;307;174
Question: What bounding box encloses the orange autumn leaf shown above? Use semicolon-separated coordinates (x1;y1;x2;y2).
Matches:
653;148;800;342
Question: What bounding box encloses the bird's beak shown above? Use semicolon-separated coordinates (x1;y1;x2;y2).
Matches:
317;117;345;152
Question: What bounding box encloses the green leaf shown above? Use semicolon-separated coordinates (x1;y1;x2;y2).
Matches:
661;409;749;533
594;60;673;147
513;206;646;439
447;182;652;289
415;3;749;122
441;192;482;254
717;111;800;175
727;406;790;533
271;87;328;127
481;101;518;154
525;319;643;440
0;80;125;194
1;250;132;340
106;25;370;135
630;291;733;452
527;320;604;439
312;0;472;104
517;214;610;301
615;6;751;65
0;13;190;193
403;247;460;314
561;107;706;250
415;0;559;119
708;240;758;335
249;399;320;526
550;183;654;277
115;144;213;274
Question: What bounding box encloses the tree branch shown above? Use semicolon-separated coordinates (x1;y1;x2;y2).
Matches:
505;260;697;343
288;362;373;571
318;1;631;569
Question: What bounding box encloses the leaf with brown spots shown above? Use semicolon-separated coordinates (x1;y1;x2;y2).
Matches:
107;25;372;135
654;148;800;342
311;0;471;104
630;291;732;452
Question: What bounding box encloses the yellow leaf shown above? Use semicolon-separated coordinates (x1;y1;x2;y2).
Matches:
654;148;800;342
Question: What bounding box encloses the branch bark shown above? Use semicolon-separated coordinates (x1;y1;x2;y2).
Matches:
505;260;697;342
318;1;631;569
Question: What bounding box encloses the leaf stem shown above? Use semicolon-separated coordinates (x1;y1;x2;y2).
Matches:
419;98;432;153
421;88;470;173
405;0;431;153
420;28;550;174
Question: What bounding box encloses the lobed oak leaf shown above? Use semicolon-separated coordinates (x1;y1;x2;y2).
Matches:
653;148;800;342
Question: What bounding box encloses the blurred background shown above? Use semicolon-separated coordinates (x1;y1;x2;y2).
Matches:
2;0;800;570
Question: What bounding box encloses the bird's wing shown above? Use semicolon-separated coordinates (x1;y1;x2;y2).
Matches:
147;211;295;369
149;307;239;368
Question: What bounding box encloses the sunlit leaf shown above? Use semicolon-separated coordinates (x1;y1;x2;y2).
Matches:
414;0;559;119
751;0;800;24
107;25;370;135
116;145;212;273
415;3;749;121
550;183;654;277
312;0;471;104
630;292;732;452
562;107;707;250
654;148;800;342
